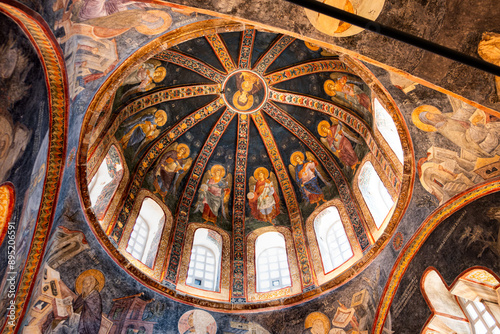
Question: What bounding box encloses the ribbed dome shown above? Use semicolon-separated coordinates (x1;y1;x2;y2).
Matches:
78;24;413;310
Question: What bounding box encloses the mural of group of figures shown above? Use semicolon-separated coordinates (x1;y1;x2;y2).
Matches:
146;139;347;227
19;223;273;334
413;96;500;204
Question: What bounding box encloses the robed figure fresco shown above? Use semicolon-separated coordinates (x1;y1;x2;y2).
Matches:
154;142;192;199
289;151;330;208
119;107;167;152
120;59;166;100
247;167;280;225
318;117;361;170
49;269;105;334
194;165;232;224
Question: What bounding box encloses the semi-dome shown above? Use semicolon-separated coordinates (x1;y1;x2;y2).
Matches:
78;23;413;310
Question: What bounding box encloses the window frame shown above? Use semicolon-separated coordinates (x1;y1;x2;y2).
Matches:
87;141;128;231
117;190;172;281
306;199;363;285
246;226;301;301
176;224;231;302
185;228;222;292
255;233;292;293
353;155;397;241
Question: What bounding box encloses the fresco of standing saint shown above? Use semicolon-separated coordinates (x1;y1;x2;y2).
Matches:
289;151;330;208
318;117;361;170
154;142;192;200
194;164;232;224
247;167;280;225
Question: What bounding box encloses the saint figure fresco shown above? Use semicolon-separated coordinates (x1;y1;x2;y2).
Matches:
302;312;330;334
154;142;192;199
120;59;166;100
119;107;167;152
247;167;280;225
318;118;360;170
324;75;371;115
194;165;232;224
289;151;330;208
47;269;105;334
412;104;500;158
177;309;217;334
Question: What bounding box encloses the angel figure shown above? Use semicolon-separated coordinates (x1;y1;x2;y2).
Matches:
324;75;370;113
120;59;166;100
289;151;330;208
318;117;361;170
119;107;167;152
194;165;232;224
154;143;192;199
247;167;280;225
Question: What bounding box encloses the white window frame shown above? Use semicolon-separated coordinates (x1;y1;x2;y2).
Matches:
459;298;500;334
314;206;353;273
358;161;394;228
374;98;404;164
255;232;291;293
126;198;165;265
186;228;222;292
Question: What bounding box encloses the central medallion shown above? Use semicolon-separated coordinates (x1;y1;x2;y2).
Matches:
222;70;268;113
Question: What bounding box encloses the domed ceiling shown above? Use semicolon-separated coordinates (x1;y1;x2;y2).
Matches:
79;25;413;309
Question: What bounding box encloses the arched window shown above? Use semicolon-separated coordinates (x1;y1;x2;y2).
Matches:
126;198;165;267
186;228;222;292
314;206;353;273
88;145;124;221
358;161;394;228
459;298;500;334
374;98;404;163
421;268;500;334
255;232;291;293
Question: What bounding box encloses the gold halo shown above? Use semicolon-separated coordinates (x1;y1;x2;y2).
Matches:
210;164;226;177
177;143;190;158
136;10;172;35
324;79;337;96
304;41;320;51
75;269;105;294
232;91;253;111
153;66;167;83
290;151;305;166
154;109;167;126
254;167;269;180
412;105;441;132
304;312;330;333
317;120;331;137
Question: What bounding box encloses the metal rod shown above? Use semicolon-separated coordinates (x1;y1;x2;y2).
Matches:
283;0;500;77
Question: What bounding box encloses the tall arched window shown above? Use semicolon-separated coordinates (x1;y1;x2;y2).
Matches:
255;232;291;293
314;206;353;273
126;198;165;267
358;161;394;228
186;228;222;292
88;145;124;221
374;98;404;164
421;268;500;334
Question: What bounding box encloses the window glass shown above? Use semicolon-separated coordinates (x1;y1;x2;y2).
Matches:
255;232;291;292
126;198;165;267
358;161;394;228
314;206;353;273
459;297;500;334
88;145;124;221
186;228;222;291
374;98;404;163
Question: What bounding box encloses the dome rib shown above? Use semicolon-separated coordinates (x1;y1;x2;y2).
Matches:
79;25;414;310
262;102;371;249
